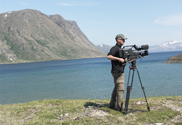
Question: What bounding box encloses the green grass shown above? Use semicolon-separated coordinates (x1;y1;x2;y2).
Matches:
0;96;181;125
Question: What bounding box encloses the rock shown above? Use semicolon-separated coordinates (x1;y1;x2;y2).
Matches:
85;109;109;117
135;101;146;105
72;116;79;120
65;113;69;117
155;123;163;125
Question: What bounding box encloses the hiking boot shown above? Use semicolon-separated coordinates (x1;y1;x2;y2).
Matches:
117;102;123;112
117;108;122;111
108;106;115;109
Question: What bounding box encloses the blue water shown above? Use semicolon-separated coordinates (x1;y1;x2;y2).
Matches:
0;51;182;104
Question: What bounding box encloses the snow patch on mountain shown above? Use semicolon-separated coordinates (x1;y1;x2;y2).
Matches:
150;41;182;52
97;44;112;53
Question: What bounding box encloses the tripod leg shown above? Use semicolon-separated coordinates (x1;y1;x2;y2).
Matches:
125;69;135;114
124;86;132;114
136;68;150;111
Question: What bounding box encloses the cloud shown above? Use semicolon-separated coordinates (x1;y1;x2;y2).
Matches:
154;13;182;26
56;1;99;6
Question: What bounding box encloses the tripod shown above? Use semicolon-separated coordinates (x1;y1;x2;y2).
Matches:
124;60;150;114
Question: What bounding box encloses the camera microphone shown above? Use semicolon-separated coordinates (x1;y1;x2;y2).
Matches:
133;44;149;50
133;45;139;50
141;45;149;50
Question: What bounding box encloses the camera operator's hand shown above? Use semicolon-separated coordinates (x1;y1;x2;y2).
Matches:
118;58;125;63
107;55;125;63
124;58;128;63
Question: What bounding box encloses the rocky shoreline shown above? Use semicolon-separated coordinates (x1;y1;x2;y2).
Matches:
164;53;182;63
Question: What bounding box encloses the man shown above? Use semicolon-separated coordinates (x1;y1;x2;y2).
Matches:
107;34;127;111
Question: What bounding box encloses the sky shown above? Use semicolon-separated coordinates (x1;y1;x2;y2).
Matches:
0;0;182;46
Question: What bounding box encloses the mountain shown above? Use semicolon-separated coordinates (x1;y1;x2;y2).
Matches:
150;41;182;52
97;44;112;53
0;9;106;64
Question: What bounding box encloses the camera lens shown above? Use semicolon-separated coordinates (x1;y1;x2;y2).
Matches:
139;50;148;57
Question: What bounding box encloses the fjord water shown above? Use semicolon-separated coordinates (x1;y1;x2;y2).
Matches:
0;51;182;104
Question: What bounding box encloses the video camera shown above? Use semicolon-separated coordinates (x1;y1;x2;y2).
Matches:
119;44;149;66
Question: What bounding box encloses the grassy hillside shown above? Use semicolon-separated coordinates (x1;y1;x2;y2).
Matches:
0;96;181;124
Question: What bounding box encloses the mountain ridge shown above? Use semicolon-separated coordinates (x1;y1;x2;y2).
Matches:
149;41;182;52
0;9;106;64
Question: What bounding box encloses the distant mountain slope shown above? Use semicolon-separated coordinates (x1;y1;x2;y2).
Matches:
0;9;106;64
97;41;182;53
49;15;99;51
97;44;112;53
150;41;182;52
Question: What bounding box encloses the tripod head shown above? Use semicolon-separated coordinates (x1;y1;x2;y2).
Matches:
131;60;136;68
127;60;136;69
